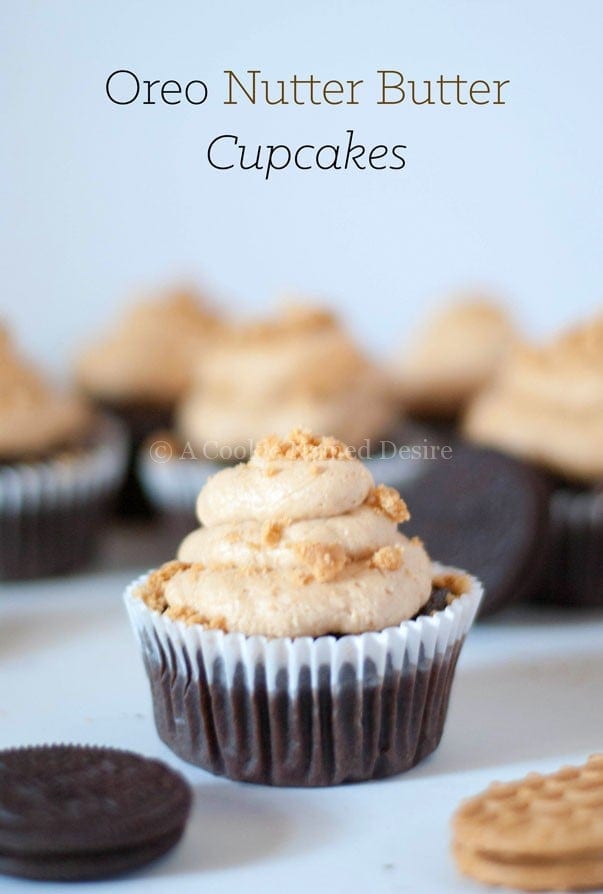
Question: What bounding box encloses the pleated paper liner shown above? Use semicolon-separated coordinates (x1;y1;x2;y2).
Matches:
125;565;482;786
0;414;127;580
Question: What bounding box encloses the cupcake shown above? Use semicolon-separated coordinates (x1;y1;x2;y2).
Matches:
391;296;517;421
139;305;408;531
464;314;603;606
75;286;223;515
125;429;482;786
0;324;127;579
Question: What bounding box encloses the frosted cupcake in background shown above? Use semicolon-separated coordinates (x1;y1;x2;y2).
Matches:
139;305;406;530
126;429;482;785
0;324;126;579
464;313;603;606
391;296;518;421
75;286;224;514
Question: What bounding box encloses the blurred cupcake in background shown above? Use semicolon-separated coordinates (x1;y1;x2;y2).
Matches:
75;285;224;515
464;313;603;606
138;304;406;532
0;324;126;579
391;295;517;422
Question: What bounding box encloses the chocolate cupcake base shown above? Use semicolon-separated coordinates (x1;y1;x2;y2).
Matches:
145;639;463;786
0;496;109;580
126;567;481;786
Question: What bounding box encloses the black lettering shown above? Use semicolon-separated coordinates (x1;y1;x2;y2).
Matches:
207;134;236;170
343;129;366;170
368;145;388;169
390;145;406;170
105;69;139;105
185;80;208;105
161;80;181;105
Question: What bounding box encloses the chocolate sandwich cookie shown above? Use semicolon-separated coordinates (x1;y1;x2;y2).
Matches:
404;436;550;616
0;744;192;881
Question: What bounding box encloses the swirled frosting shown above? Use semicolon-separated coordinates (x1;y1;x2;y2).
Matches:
464;315;603;482
0;325;90;460
391;297;517;417
177;305;396;454
75;288;223;405
137;429;432;637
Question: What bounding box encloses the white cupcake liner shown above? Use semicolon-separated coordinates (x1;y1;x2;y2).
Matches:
0;414;128;579
125;564;482;786
538;487;603;606
0;414;128;514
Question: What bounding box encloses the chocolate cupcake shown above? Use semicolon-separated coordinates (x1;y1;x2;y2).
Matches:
464;314;603;606
139;305;407;530
74;286;223;515
0;325;127;580
390;296;517;422
126;429;482;786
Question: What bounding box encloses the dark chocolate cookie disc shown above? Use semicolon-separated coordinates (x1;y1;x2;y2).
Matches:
403;437;550;616
0;744;192;881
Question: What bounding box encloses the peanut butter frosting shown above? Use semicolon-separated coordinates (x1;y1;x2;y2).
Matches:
137;429;432;637
391;297;517;416
75;288;223;405
464;315;603;482
177;305;396;454
0;325;90;460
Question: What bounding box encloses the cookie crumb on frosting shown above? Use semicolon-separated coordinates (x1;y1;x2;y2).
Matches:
432;571;471;597
261;519;285;547
291;541;347;582
254;428;353;462
366;485;410;523
370;545;404;572
136;560;192;612
165;604;228;630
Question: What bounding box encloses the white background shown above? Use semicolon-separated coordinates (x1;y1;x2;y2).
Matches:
1;0;602;371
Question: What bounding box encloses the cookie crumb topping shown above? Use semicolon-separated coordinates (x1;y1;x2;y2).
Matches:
366;485;410;523
261;519;285;547
165;605;228;630
291;541;348;582
432;571;471;597
369;545;404;572
254;428;353;462
136;560;192;612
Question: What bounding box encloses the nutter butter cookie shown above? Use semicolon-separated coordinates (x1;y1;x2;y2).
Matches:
125;429;482;785
452;754;603;891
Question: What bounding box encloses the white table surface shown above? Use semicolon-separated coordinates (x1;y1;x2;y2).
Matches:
2;525;602;894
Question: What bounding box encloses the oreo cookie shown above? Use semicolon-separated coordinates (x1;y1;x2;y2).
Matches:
404;435;550;616
0;744;192;881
